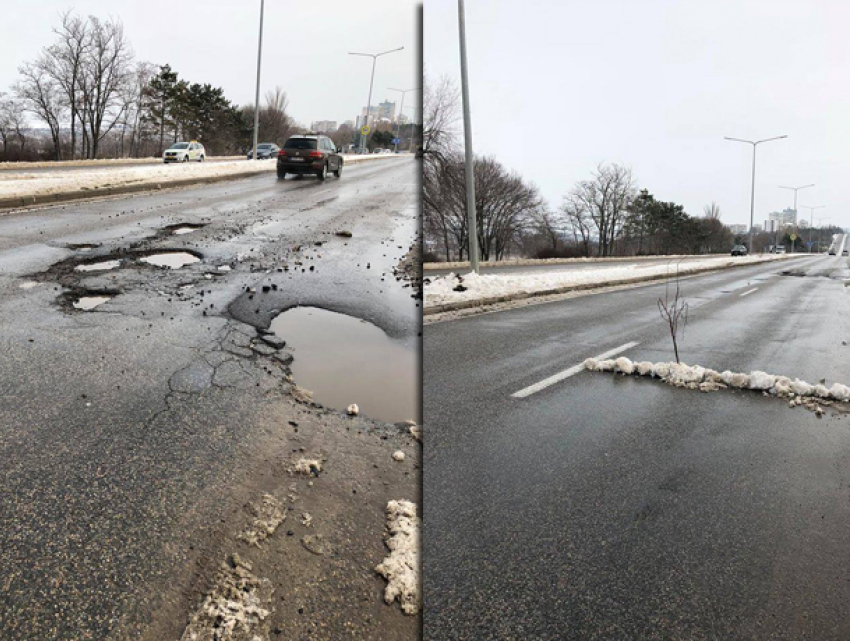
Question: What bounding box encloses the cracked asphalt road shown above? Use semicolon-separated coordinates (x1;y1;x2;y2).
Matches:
0;158;420;640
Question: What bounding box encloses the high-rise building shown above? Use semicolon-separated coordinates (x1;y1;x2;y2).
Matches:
767;207;797;227
310;120;338;133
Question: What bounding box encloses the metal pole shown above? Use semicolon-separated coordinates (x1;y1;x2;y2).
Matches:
252;0;265;161
458;0;480;272
363;57;376;153
395;92;404;152
749;143;756;254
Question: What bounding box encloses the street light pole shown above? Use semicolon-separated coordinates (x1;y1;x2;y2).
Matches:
724;135;787;254
252;0;265;161
802;206;826;251
388;87;418;153
458;0;480;273
349;47;404;153
777;184;813;253
816;215;829;253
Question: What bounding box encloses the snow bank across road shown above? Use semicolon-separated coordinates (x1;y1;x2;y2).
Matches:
424;253;798;313
0;153;407;210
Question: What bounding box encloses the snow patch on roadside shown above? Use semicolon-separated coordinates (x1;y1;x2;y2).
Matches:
375;500;420;615
424;254;793;308
180;553;273;641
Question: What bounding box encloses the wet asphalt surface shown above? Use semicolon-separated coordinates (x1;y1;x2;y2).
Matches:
424;252;850;640
0;158;419;639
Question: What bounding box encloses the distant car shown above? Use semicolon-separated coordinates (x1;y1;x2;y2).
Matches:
277;134;342;181
247;143;279;160
844;248;849;256
163;141;205;163
382;149;393;154
731;244;748;256
372;148;384;154
775;246;786;254
829;249;836;255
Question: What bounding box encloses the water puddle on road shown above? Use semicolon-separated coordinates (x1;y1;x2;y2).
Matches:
73;295;112;310
75;259;122;272
172;227;198;235
269;306;420;423
140;252;201;269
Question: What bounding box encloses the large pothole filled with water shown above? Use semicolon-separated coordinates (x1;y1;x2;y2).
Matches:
269;306;420;423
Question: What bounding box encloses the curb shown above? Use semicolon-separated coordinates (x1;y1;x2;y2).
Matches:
0;154;408;212
423;255;800;316
423;254;714;271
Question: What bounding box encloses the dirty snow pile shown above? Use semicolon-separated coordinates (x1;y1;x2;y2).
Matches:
424;254;792;308
238;493;285;547
0;159;276;199
584;356;850;409
375;499;421;615
0;153;402;201
180;553;274;641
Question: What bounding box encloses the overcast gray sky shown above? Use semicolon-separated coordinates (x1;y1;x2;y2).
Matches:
425;0;849;230
1;0;420;128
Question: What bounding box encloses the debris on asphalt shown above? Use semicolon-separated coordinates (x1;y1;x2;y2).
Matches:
375;499;420;615
335;230;353;238
392;450;405;462
294;458;322;476
180;553;274;641
238;494;285;548
347;403;359;416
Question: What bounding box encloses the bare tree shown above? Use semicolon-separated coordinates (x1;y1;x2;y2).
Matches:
16;61;65;160
658;265;689;364
560;194;594;257
78;16;133;158
422;70;459;160
703;201;721;220
0;93;28;158
569;163;635;257
45;11;90;159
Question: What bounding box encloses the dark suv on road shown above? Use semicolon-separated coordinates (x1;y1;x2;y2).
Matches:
277;134;342;181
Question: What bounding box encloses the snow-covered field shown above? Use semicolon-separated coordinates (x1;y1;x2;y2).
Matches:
424;253;797;309
423;253;713;271
0;153;405;202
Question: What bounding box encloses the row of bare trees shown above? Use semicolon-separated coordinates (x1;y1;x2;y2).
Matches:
422;68;741;261
423;71;545;261
2;10;299;162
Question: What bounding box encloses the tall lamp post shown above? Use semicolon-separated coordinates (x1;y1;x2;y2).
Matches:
724;135;787;254
458;0;480;272
803;206;826;251
251;0;265;161
349;47;404;153
777;184;814;252
388;87;418;153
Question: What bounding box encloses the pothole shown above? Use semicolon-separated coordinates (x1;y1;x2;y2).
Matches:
67;243;100;252
163;223;206;236
269;306;420;423
74;259;122;272
73;295;112;310
140;251;201;269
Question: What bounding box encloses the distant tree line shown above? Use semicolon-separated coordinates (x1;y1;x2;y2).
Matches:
422;71;793;262
0;10;300;161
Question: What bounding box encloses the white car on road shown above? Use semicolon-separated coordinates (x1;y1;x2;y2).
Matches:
163;141;205;163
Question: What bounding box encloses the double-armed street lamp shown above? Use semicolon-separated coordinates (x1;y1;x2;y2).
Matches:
724;135;787;253
349;47;404;153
